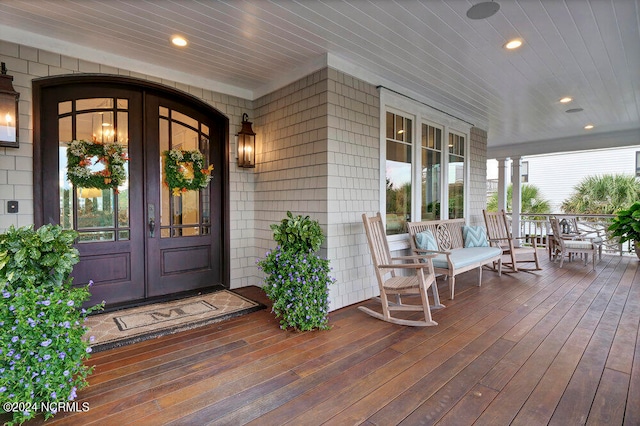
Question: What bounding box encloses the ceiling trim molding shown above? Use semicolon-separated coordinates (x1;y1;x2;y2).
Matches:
487;128;640;159
0;25;253;100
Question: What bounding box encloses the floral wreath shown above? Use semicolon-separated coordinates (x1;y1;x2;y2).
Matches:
67;139;129;192
163;149;214;196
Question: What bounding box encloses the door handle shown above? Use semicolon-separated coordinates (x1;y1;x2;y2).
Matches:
148;204;156;237
148;218;155;237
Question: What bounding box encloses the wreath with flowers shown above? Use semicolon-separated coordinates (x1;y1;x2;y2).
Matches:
66;140;129;192
163;149;214;196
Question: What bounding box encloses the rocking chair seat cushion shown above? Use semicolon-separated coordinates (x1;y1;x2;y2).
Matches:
431;247;502;269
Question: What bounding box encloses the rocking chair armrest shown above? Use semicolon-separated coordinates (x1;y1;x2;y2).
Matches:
488;237;510;242
512;236;538;248
377;262;434;270
392;254;438;261
412;248;452;256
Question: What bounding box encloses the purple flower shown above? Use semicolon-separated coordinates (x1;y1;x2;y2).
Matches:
69;386;77;400
86;347;92;353
11;336;18;343
88;279;94;287
41;339;52;347
43;354;51;360
66;300;74;306
2;291;10;298
42;300;51;306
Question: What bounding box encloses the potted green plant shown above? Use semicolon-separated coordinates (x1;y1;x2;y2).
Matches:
608;201;640;259
257;211;335;331
0;224;103;425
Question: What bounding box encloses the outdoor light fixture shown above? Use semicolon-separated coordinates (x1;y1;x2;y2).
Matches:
237;113;256;168
0;62;19;148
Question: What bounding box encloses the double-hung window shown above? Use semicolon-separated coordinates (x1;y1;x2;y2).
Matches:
380;88;470;237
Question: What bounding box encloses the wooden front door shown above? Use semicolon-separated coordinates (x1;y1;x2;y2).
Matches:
35;76;228;308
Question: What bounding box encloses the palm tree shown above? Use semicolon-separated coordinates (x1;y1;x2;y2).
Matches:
561;174;640;214
487;183;551;214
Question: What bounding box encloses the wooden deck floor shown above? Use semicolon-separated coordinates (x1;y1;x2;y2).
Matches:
22;253;640;425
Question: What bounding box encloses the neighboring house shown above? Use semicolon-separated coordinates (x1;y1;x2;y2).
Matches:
488;146;640;213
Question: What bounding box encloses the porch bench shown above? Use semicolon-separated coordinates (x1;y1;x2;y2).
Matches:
407;219;502;300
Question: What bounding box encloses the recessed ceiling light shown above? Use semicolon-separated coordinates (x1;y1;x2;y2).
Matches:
584;124;594;130
504;39;523;50
466;1;500;20
171;36;188;47
560;97;573;103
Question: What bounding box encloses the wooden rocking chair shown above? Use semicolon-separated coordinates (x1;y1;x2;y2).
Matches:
360;213;442;327
483;209;541;272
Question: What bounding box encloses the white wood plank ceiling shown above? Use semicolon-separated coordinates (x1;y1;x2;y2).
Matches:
0;0;638;157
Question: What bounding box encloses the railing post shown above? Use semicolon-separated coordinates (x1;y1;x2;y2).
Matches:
512;156;522;246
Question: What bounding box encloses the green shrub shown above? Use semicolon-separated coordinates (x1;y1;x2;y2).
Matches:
608;202;640;246
258;212;335;331
0;225;103;425
270;210;324;252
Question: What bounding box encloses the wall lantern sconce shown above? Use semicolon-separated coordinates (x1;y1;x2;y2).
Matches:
0;62;20;148
236;113;256;168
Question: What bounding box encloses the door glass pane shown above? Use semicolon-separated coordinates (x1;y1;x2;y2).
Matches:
172;110;198;130
160;106;211;238
160;118;171;230
76;98;113;111
58;98;130;242
58;101;72;115
201;135;211;235
77;187;115;229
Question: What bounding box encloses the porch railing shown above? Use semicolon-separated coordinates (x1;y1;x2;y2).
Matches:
506;213;632;256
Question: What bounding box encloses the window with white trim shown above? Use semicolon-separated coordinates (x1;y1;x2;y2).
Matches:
448;131;465;219
385;111;413;235
380;88;470;236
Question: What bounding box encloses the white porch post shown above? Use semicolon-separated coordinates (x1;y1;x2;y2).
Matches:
511;156;522;246
497;158;509;212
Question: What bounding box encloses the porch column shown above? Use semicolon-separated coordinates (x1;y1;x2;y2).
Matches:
511;156;522;246
496;158;509;212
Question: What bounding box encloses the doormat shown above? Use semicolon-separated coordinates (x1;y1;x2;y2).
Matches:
85;290;264;352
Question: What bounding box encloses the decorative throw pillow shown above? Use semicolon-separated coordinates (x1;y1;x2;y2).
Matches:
415;230;439;251
463;225;489;247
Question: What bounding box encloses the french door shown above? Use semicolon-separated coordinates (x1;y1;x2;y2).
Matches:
35;76;228;307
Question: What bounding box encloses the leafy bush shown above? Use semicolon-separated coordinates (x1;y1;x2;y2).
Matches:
608;202;640;246
257;212;335;331
270;210;323;253
0;225;103;425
